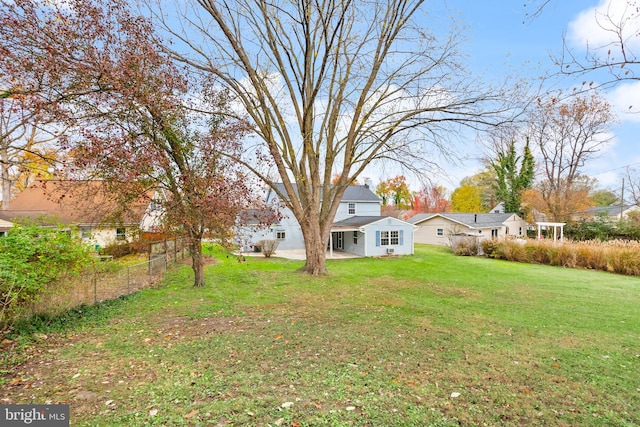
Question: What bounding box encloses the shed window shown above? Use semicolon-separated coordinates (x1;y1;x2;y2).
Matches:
436;228;444;236
116;228;126;240
348;203;356;215
276;230;286;240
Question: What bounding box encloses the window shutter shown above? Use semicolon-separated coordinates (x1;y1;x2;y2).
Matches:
375;230;380;247
399;230;404;245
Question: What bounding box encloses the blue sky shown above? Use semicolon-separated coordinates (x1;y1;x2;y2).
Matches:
408;0;640;193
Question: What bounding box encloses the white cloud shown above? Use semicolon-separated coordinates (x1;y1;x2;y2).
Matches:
607;81;640;122
568;0;640;53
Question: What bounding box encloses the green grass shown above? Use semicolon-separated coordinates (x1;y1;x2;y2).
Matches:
2;244;640;426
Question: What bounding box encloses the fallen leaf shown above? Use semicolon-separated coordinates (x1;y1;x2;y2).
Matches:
8;378;23;386
274;418;284;426
311;401;322;409
292;422;301;427
450;392;461;398
281;401;294;408
551;364;561;369
149;409;158;417
105;400;114;406
184;409;199;418
275;334;283;340
346;406;356;411
72;373;81;379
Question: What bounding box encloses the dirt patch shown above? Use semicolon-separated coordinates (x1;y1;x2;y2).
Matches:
176;254;217;266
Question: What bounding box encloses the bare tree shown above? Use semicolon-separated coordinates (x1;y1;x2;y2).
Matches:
0;96;60;209
554;0;640;88
625;166;640;205
159;0;520;274
529;93;614;220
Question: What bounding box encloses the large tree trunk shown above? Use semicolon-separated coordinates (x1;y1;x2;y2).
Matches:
299;213;328;276
187;232;205;287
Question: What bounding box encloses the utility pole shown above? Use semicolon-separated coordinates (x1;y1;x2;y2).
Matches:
620;178;625;221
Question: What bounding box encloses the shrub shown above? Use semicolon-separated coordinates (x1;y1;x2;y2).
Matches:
100;242;133;258
481;239;501;258
499;239;528;263
0;223;92;324
257;239;279;258
450;235;479;256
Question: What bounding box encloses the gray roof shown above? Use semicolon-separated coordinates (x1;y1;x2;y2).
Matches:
271;183;381;203
580;204;637;216
332;216;388;229
408;212;518;228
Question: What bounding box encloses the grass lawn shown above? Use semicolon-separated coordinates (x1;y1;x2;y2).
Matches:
1;244;639;426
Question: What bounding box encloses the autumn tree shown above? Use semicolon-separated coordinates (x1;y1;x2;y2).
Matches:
412;184;450;213
376;176;413;209
1;0;255;287
529;93;613;221
523;175;595;222
158;0;520;275
458;170;497;212
450;184;484;213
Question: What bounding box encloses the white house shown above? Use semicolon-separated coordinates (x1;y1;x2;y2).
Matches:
237;183;417;257
408;212;528;246
0;180;164;248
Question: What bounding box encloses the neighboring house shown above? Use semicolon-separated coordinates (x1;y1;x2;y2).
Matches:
408;212;528;246
572;204;640;221
489;202;505;213
237;183;416;257
0;180;164;248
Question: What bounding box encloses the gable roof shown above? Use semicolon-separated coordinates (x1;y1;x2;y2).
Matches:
270;183;381;203
408;212;520;229
332;215;415;231
3;180;153;226
579;204;638;217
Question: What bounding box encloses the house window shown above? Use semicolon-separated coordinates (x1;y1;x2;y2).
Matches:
348;203;356;215
353;231;358;245
149;200;162;211
377;230;403;246
491;229;499;239
436;228;444;236
276;230;286;240
81;227;92;239
519;227;523;236
116;227;126;240
380;231;390;246
0;231;5;237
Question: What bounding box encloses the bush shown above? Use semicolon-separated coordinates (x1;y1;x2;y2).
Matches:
99;242;133;258
257;239;279;258
0;223;92;324
481;239;501;258
450;235;479;256
499;239;528;262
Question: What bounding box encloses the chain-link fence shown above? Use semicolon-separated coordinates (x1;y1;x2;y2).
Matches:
18;238;188;321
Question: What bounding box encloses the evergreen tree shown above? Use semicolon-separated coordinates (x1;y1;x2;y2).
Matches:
492;138;535;214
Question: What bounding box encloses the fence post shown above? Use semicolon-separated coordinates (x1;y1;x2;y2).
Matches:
127;266;130;293
93;273;97;304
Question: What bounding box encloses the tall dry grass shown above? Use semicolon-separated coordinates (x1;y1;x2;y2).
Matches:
482;238;640;276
